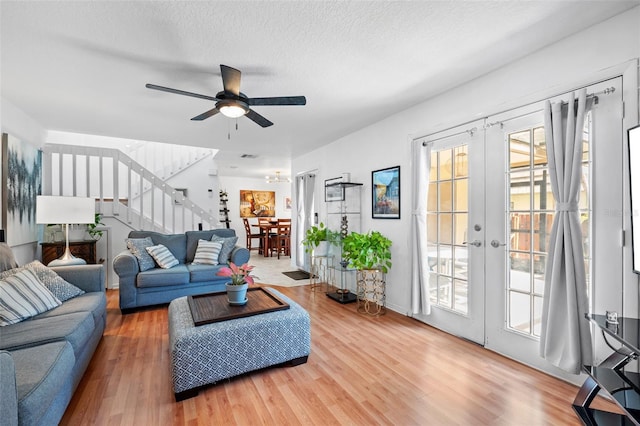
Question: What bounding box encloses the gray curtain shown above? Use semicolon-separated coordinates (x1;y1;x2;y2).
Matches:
295;174;315;269
539;89;592;374
411;140;431;315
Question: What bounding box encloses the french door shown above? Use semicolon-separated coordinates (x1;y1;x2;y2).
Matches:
423;119;485;344
422;77;623;376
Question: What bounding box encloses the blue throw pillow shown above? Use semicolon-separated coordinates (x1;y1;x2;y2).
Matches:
126;237;156;272
210;234;238;264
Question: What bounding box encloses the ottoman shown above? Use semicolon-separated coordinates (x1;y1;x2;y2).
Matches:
168;287;311;400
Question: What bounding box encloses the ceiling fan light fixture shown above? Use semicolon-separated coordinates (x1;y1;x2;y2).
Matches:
217;100;249;118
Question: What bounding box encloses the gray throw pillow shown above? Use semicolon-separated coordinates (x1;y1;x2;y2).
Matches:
126;237;156;272
0;260;85;302
0;243;18;272
210;234;238;264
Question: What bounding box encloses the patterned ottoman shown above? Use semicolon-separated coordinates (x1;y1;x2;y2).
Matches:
168;288;310;400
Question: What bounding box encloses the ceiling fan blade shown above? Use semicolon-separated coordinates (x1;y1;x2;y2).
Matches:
220;64;241;96
248;96;307;106
245;109;274;128
191;108;220;121
146;83;219;102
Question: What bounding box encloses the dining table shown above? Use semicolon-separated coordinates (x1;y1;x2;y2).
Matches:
255;219;290;257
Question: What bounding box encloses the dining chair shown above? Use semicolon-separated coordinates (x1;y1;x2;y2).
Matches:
258;218;277;257
269;222;291;259
242;218;263;253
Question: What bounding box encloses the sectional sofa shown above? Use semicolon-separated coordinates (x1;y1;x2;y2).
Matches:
0;256;106;426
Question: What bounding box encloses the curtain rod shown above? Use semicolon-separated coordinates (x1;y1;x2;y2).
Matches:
419;86;616;146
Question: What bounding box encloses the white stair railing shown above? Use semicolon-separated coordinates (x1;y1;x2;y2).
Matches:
41;144;216;233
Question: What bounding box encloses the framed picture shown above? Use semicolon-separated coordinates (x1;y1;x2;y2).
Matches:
2;133;42;245
372;166;400;219
284;196;292;211
325;177;344;202
239;190;276;218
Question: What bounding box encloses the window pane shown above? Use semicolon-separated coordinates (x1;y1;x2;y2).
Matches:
510;130;531;170
454;179;468;211
510;252;531;292
453;246;468;280
427;182;438;211
509;291;531;334
510;170;531;211
439;214;452;245
454;279;468;314
532;213;553;252
440;149;452;180
510;213;531;253
533;169;554;210
533;296;543;336
430;151;438;181
439;181;452;211
453;213;467;246
533;255;545;294
454;146;468;178
532;127;547;167
427;213;438;244
438;275;452;308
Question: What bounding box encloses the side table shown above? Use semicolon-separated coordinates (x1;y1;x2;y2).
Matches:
41;240;97;265
573;313;640;424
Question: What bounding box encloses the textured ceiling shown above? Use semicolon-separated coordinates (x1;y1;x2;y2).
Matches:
1;1;638;178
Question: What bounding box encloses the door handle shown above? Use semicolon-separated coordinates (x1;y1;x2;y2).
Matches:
491;240;507;248
463;240;482;247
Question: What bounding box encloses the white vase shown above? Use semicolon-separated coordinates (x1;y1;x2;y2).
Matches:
226;283;249;305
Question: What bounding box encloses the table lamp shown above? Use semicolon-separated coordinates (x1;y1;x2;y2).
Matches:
36;196;95;266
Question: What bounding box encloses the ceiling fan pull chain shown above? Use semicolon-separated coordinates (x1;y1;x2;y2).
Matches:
236;119;238;131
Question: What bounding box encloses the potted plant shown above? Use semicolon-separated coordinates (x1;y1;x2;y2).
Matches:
302;223;340;256
86;213;105;241
341;230;392;273
217;262;256;305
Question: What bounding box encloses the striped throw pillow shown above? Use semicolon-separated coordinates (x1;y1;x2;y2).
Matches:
146;244;179;269
193;240;223;265
0;269;62;326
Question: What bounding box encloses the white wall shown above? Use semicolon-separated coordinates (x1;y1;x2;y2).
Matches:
0;97;47;263
293;7;640;315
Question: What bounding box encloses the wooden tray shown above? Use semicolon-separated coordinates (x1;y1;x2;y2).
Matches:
187;287;290;326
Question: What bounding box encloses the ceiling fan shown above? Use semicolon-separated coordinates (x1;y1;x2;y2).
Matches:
146;64;306;128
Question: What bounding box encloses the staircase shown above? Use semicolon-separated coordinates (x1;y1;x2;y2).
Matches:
41;144;216;234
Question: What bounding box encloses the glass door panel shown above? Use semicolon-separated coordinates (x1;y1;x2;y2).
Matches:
421;120;484;344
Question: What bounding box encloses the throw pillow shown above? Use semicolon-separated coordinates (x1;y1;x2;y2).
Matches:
210;234;239;264
0;269;62;326
146;244;179;269
126;237;156;272
192;240;223;265
0;243;18;272
0;261;85;302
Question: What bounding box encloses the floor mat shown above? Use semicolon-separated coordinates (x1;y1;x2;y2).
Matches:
282;270;311;280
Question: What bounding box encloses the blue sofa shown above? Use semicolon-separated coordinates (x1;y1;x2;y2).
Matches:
114;229;250;313
0;263;106;426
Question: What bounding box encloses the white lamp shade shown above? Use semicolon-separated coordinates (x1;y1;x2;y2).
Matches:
36;196;95;224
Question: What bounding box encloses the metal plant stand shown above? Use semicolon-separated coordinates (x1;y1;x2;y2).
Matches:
356;269;386;316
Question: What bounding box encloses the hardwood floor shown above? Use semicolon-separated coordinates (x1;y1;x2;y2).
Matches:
61;285;593;425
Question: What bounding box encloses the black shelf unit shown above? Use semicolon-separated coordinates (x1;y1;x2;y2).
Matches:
219;192;230;229
574;314;640;425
